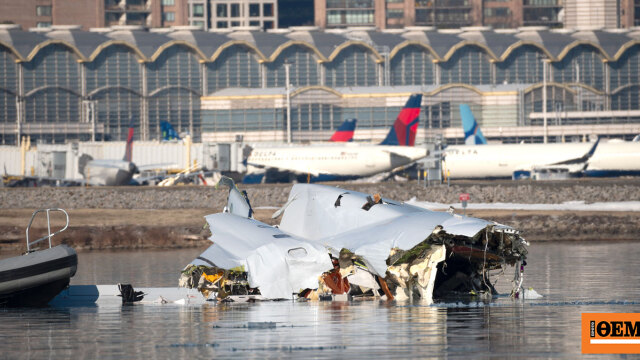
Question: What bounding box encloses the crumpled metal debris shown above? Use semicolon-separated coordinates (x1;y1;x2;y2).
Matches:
179;177;529;302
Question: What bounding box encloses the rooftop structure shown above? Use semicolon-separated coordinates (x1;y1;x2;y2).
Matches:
1;24;640;145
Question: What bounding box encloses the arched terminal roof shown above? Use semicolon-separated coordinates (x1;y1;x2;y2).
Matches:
2;25;640;64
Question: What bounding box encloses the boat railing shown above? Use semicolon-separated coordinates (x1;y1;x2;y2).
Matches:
25;208;70;252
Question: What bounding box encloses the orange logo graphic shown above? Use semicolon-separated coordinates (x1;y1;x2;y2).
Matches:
582;313;640;354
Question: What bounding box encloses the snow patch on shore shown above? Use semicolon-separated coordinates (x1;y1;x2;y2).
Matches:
406;198;640;212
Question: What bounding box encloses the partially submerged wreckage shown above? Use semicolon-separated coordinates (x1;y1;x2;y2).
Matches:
180;178;529;303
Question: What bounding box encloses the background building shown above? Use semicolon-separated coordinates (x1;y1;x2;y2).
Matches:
1;24;640;146
313;0;622;29
0;0;276;30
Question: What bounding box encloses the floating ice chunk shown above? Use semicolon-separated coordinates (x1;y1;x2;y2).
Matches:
524;288;543;300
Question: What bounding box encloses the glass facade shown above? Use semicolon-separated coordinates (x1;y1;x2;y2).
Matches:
552;45;606;91
439;45;491;85
324;45;378;87
495;45;544;84
390;45;435;85
265;45;320;87
0;29;639;144
207;45;261;92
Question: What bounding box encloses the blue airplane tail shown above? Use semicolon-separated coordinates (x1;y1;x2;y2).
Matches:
161;121;181;141
460;104;487;145
380;94;422;146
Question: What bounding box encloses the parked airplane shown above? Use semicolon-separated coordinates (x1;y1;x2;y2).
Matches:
444;106;640;179
443;140;600;179
243;94;427;183
78;122;139;186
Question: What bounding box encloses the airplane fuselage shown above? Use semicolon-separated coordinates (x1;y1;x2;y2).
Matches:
443;141;640;179
443;143;593;179
247;144;427;178
84;160;137;186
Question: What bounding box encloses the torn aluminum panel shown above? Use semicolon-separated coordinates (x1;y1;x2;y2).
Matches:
278;184;529;300
193;213;332;299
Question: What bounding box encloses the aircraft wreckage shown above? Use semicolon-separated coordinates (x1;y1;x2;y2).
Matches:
180;178;529;303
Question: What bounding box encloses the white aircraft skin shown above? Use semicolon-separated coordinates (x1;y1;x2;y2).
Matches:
585;141;640;176
442;142;595;179
443;141;640;179
247;143;427;178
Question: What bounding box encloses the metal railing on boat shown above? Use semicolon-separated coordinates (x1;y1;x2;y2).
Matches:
25;208;69;252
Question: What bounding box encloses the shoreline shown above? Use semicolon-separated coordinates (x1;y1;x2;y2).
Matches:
1;180;639;254
1;207;638;255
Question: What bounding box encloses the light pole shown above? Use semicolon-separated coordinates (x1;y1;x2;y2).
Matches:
284;61;292;144
542;58;548;143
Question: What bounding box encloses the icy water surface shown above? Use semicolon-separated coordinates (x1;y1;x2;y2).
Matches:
2;242;640;359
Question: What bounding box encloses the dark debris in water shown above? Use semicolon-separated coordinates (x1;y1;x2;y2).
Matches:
157;343;220;348
231;345;347;352
212;322;307;329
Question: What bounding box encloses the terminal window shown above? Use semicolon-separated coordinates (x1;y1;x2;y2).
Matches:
162;0;175;5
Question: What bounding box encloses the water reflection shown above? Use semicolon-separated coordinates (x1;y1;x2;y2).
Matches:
2;242;640;358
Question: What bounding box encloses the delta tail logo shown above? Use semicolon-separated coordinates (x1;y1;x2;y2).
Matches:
330;119;357;142
380;94;422;146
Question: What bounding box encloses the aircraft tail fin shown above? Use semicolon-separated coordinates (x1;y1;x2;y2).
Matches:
160;121;181;141
633;134;640;142
380;94;422;146
460;104;487;145
329;119;357;142
78;154;93;176
123;119;134;162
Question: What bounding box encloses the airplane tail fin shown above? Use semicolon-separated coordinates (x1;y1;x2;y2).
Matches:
78;154;93;176
329;119;357;142
380;94;422;146
123;119;134;162
160;121;181;141
460;104;487;145
633;134;640;142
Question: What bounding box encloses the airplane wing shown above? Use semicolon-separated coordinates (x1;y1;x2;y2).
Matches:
548;137;600;167
515;139;600;178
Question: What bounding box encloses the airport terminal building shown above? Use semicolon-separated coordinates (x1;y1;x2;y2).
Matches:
1;23;640;146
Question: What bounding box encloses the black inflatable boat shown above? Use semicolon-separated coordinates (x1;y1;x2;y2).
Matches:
0;209;77;307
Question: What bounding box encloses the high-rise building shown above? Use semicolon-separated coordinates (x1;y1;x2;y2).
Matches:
0;0;278;31
188;0;278;30
313;0;623;29
0;0;189;29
